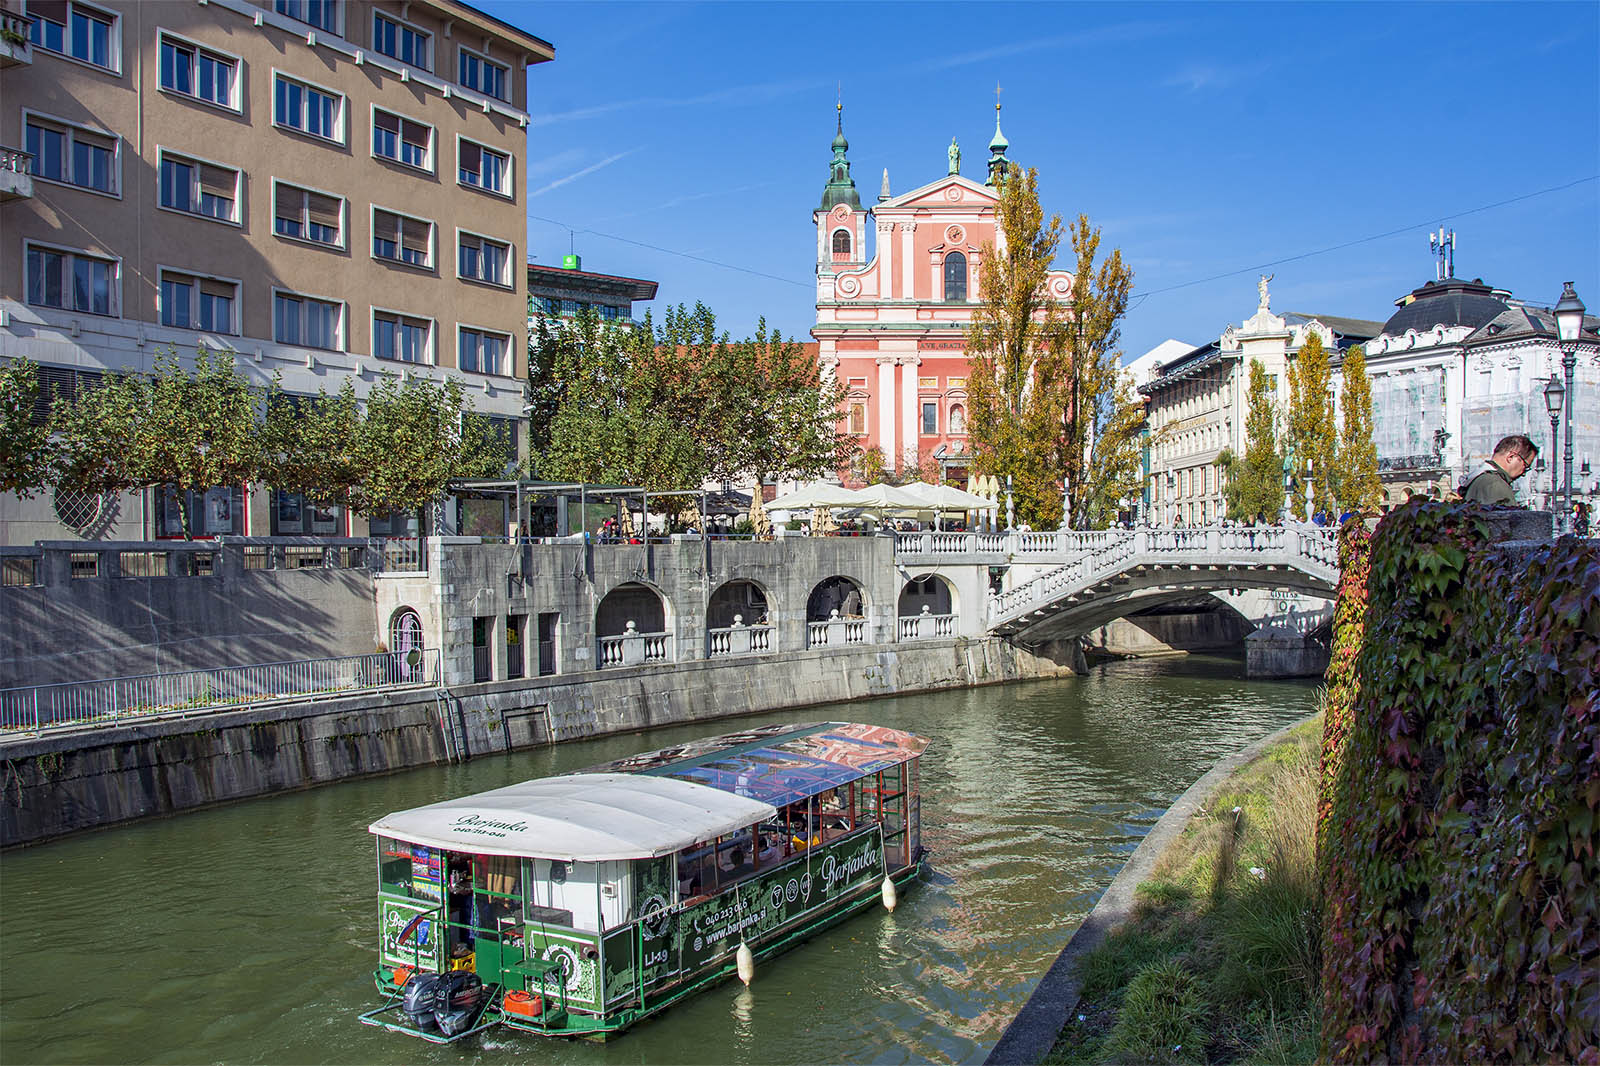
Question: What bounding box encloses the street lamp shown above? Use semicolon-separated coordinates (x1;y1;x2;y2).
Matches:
1544;372;1565;511
1553;282;1586;525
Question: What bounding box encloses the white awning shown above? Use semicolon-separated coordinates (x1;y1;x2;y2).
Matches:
368;772;778;862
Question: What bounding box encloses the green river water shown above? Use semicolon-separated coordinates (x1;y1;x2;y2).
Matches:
0;654;1318;1065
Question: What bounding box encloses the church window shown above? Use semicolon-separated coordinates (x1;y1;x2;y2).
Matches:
848;403;867;436
832;229;851;257
944;252;967;302
921;402;938;435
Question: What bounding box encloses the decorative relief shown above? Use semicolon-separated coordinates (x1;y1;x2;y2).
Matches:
877;221;895;234
900;222;917;233
1048;276;1073;298
837;276;861;298
945;186;963;202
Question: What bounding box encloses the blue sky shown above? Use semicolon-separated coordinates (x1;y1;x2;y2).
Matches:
485;0;1599;360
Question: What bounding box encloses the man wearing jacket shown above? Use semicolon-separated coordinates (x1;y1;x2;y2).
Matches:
1463;434;1537;506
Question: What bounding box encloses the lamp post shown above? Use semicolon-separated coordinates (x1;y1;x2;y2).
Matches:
1544;372;1566;513
1166;472;1175;528
1553;282;1586;526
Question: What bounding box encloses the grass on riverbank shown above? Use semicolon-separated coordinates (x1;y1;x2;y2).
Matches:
1045;715;1323;1065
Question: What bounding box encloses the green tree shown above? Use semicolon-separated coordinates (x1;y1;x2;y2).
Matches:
1333;344;1380;512
0;358;55;497
52;371;141;499
354;374;507;516
965;164;1070;527
1217;359;1285;521
1285;331;1339;517
259;380;362;508
720;319;854;489
525;316;569;461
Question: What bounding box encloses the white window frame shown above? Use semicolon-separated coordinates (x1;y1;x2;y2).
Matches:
271;288;345;352
456;45;509;102
157;148;242;226
457;324;511;376
271;70;346;146
271;178;346;249
156;30;241;112
26;0;122;74
455;229;512;288
22;109;120;198
371;9;432;71
274;0;342;36
372;307;435;365
371;105;434;173
456;135;512;198
24;240;121;318
157;266;242;336
370;205;435;271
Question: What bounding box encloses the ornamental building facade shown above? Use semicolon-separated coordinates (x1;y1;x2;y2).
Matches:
810;105;1074;486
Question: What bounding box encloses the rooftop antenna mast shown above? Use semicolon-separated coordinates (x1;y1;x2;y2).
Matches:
1430;226;1456;281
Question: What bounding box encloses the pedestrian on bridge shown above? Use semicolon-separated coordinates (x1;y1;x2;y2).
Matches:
1463;435;1537;507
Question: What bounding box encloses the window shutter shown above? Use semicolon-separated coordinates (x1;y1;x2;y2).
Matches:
401;218;430;255
199;163;235;198
29;0;69;21
460;141;480;171
401;118;428;148
374;110;400;134
306;191;341;228
200;278;235;299
276;183;298;218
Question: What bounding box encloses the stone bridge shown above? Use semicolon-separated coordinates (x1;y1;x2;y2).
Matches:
893;526;1340;644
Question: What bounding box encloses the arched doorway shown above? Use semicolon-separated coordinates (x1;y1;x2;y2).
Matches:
807;577;865;621
708;580;770;628
897;575;953;616
388;607;425;681
595;582;667;637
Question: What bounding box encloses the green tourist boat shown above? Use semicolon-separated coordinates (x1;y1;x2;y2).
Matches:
359;721;929;1043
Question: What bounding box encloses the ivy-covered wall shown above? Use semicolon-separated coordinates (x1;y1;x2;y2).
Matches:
1320;503;1598;1063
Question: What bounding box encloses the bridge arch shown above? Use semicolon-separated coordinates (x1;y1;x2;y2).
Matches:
708;578;771;628
596;581;670;637
807;576;867;621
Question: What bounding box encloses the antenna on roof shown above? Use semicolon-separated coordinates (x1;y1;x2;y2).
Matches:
1430;227;1456;281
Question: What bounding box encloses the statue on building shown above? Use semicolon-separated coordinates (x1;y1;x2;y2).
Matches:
1258;273;1274;312
948;138;961;175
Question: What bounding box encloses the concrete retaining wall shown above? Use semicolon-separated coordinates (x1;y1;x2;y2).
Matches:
0;635;1080;848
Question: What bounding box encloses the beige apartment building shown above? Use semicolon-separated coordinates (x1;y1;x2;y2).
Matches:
0;0;551;542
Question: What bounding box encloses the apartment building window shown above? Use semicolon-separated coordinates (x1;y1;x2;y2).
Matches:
458;327;508;375
159;34;238;109
273;291;343;351
373;109;432;171
372;11;430;69
458;139;509;196
921;402;938;435
159;152;240;223
372;209;432;268
458;47;508;101
25;244;117;316
24;115;117;194
160;270;238;334
458;233;510;286
273;181;343;246
275;0;339;34
373;310;432;363
273;73;343;143
27;0;118;71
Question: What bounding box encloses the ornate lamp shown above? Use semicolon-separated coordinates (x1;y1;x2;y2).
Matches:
1553;283;1586;522
1544;372;1566;508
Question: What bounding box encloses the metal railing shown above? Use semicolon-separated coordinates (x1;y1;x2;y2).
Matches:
371;537;426;573
0;648;441;733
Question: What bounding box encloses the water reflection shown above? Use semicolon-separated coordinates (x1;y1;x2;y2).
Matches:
0;654;1315;1065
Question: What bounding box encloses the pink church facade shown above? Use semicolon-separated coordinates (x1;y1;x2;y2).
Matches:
812;108;1074;485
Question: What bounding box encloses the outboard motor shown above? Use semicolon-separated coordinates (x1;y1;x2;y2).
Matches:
432;972;485;1036
401;973;444;1030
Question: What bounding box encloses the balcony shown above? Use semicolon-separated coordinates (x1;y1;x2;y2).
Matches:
1;9;32;67
0;146;33;203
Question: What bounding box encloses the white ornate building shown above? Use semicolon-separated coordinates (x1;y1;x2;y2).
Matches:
1338;273;1600;509
1140;279;1380;525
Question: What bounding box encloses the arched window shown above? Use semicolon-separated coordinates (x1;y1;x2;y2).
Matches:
832;229;851;256
944;251;967;302
389;608;424;680
948;404;966;435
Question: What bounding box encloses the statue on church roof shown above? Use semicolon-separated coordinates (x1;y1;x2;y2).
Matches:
948;138;960;175
1258;273;1274;312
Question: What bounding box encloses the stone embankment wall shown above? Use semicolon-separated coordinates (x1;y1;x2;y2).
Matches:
1;635;1079;847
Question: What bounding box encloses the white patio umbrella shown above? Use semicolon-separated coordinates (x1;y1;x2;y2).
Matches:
850;483;928;511
766;482;870;512
899;481;995;511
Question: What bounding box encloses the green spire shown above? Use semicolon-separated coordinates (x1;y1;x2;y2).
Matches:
819;102;861;212
986;101;1010;186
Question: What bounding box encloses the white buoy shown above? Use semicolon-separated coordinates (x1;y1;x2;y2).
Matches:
736;939;755;985
881;875;898;912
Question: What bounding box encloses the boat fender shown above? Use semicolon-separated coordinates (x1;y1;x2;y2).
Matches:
736;940;755;986
881;876;898;912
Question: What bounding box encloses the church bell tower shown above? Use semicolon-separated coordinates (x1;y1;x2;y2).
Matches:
815;103;866;279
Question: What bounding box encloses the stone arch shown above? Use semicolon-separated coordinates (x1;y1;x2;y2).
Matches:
806;576;866;622
596;581;669;637
898;573;955;617
707;578;771;628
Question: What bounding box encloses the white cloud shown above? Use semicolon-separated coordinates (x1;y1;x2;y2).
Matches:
528;150;639;198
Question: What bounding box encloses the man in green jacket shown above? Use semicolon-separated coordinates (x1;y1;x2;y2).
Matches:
1463;434;1537;506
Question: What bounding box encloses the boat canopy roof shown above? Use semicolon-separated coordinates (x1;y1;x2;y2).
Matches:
583;721;928;809
368;773;778;862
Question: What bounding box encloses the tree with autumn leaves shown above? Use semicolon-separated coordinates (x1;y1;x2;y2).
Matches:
965;164;1142;528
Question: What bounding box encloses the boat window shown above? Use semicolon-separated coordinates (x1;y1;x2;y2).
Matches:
377;836;443;902
819;786;855;840
471;854;523;942
676;841;715;900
